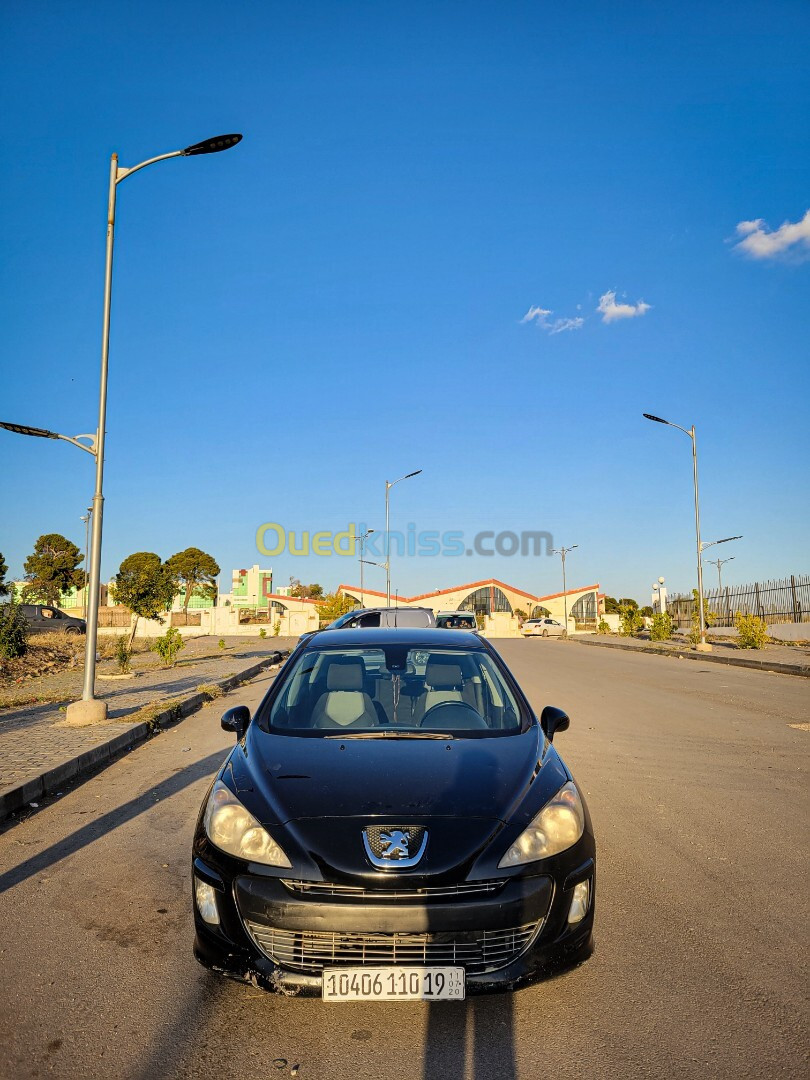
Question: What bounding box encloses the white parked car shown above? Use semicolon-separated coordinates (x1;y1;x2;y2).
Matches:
523;617;566;638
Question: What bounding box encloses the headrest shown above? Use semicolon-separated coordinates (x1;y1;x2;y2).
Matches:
326;660;364;691
425;661;463;690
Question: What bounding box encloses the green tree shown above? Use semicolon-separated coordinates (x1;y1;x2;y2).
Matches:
290;582;323;599
0;551;9;597
166;547;220;614
603;597;620;614
619;598;639;610
110;552;177;646
318;592;355;625
22;533;85;606
0;592;28;659
639;605;654;618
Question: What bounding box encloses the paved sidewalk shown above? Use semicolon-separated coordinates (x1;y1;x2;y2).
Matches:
569;632;810;676
0;637;297;821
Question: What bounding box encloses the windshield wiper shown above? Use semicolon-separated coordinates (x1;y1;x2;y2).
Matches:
324;731;452;740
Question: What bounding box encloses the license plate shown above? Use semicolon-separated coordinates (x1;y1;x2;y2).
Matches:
322;966;465;1001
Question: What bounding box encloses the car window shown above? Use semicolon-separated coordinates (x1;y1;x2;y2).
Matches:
261;646;524;736
357;613;380;628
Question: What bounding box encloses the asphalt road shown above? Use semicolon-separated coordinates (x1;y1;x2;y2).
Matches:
1;640;807;1080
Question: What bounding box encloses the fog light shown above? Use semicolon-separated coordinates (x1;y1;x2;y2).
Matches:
194;876;220;926
567;879;591;925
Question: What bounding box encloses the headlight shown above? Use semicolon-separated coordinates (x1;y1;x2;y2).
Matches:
498;781;585;868
204;779;292;866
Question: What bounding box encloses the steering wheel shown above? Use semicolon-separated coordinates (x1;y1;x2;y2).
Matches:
419;701;488;730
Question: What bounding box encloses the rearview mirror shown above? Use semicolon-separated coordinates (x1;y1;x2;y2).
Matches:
221;705;251;740
540;705;570;741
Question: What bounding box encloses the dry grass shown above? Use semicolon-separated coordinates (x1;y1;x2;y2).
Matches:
196;682;223;699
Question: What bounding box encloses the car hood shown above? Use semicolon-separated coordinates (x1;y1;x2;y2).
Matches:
230;726;567;827
224;727;570;880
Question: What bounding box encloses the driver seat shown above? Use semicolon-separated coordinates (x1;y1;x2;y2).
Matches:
311;660;378;728
422;660;465;713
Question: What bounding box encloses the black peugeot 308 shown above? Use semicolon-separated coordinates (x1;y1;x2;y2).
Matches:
192;628;595;1000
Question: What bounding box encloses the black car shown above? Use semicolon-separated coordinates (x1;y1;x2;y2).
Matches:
192;628;595;1000
19;604;86;635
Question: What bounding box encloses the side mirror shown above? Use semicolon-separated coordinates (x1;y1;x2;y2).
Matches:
221;705;251;740
540;705;570;741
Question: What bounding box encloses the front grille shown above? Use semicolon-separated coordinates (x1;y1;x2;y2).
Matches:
280;879;506;901
244;921;541;976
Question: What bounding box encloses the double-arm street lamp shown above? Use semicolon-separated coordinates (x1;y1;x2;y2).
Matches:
643;412;716;649
707;554;734;592
552;544;578;637
349;529;375;606
1;133;242;722
385;470;422;605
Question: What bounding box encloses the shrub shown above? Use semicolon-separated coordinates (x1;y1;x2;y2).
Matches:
273;619;282;637
618;604;643;636
688;589;717;646
218;638;226;650
152;626;185;668
258;627;267;639
114;634;132;673
0;595;28;659
650;612;674;642
596;619;611;635
735;612;768;649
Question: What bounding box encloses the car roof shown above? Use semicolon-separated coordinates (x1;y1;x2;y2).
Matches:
303;627;488;649
435;610;476;616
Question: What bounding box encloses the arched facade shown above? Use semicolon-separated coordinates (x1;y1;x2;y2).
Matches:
458;585;513;616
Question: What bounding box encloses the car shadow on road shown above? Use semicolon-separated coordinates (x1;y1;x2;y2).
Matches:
422;994;517;1080
0;749;225;895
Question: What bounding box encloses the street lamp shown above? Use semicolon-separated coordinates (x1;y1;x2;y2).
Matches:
349;529;375;605
385;470;422;605
1;133;242;723
707;555;735;592
643;412;713;650
552;544;578;637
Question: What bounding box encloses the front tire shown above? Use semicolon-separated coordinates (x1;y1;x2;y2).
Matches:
542;629;548;637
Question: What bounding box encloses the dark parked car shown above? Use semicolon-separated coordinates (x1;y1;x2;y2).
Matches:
19;604;86;635
325;607;436;630
192;627;595;1000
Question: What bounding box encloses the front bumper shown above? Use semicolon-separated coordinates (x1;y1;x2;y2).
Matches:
192;842;595;996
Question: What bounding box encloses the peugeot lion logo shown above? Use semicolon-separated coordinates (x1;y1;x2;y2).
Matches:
380;830;410;859
363;825;428;869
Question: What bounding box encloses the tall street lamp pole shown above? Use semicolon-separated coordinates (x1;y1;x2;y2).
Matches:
552;545;577;637
385;470;422;605
1;133;242;723
350;529;375;606
81;505;93;618
643;413;714;651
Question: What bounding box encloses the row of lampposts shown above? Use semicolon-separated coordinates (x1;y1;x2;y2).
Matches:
1;133;242;722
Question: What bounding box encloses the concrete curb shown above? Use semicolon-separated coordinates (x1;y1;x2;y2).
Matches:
569;636;810;677
0;650;289;823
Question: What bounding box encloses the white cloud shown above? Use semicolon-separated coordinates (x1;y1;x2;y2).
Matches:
732;209;810;260
520;305;552;325
520;305;585;335
549;317;585;334
597;290;651;323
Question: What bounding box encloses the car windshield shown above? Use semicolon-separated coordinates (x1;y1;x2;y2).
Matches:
261;646;524;737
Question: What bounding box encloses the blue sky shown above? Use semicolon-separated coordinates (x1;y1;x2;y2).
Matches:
1;1;808;603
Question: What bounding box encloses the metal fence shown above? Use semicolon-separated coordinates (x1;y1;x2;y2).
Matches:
667;574;810;628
